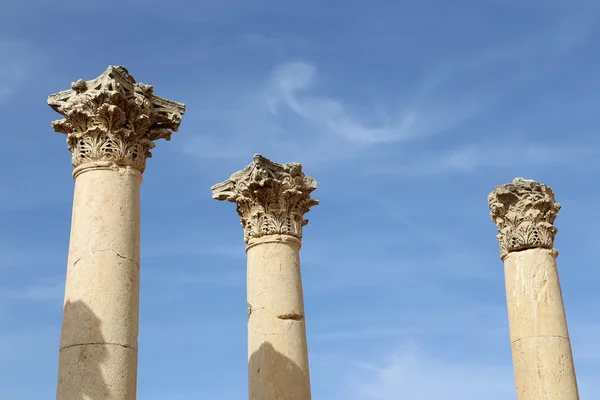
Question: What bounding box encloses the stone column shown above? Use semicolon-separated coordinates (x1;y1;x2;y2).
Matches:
488;177;579;400
48;66;185;400
212;154;318;400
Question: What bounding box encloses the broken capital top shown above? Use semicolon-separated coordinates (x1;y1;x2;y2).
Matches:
211;154;319;243
488;177;561;259
48;65;186;173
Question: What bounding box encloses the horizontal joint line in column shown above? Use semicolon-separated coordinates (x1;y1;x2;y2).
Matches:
60;342;138;351
512;334;570;344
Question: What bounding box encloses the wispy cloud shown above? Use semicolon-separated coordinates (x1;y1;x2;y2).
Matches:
265;8;596;147
179;58;480;166
0;279;64;301
421;9;596;92
314;328;422;341
142;241;245;260
157;270;244;288
310;303;509;344
348;342;514;400
369;143;600;176
0;39;39;103
180;6;595;168
342;323;600;400
0;247;65;269
265;61;485;145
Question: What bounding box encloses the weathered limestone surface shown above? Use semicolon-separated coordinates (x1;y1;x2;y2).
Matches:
49;66;185;400
48;66;185;173
212;154;318;400
489;178;579;400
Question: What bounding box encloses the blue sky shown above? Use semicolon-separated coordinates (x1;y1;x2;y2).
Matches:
1;0;600;398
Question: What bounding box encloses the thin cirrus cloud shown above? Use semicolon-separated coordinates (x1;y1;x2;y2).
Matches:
348;343;514;400
346;329;600;400
368;144;600;176
180;59;482;164
0;39;39;103
264;9;595;147
180;10;595;167
0;279;64;301
265;60;487;146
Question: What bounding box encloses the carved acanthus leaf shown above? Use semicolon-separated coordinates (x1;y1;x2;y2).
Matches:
211;154;319;243
47;66;186;173
488;177;561;258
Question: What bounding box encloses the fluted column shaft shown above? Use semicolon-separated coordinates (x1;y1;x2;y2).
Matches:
48;66;185;400
212;154;318;400
489;178;579;400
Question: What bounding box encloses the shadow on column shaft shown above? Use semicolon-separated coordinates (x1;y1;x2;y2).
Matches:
57;300;110;400
249;342;311;400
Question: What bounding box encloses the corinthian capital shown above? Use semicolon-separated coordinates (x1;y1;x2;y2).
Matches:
211;154;319;243
48;66;186;173
488;177;561;259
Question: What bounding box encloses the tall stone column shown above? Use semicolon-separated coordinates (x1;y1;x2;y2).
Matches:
488;177;579;400
212;154;318;400
48;66;185;400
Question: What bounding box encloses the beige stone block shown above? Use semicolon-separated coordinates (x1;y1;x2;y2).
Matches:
67;166;141;265
504;249;570;341
49;66;186;400
60;252;139;349
512;336;579;400
247;236;304;318
212;156;318;400
247;236;311;400
248;309;310;366
249;342;311;400
489;178;580;400
56;344;137;400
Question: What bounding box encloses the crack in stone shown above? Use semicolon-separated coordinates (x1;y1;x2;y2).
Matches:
70;249;139;268
72;255;84;268
113;251;134;262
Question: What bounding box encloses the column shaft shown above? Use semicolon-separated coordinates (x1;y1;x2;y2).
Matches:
247;235;311;400
211;154;318;400
504;248;578;400
57;163;141;400
48;65;185;400
489;177;579;400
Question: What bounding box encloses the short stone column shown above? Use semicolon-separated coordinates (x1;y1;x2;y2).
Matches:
48;66;185;400
488;178;579;400
212;154;318;400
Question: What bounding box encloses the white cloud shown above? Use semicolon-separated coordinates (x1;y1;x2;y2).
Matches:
345;331;600;400
348;343;514;400
155;270;244;288
370;143;599;176
422;10;596;93
180;8;594;167
315;328;417;341
0;279;64;301
263;7;595;147
142;241;245;260
0;39;38;103
179;58;484;167
265;60;484;145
